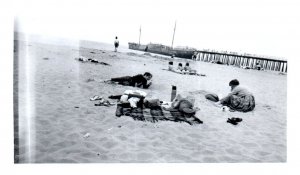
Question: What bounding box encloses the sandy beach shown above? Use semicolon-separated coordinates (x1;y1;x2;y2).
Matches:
14;37;287;163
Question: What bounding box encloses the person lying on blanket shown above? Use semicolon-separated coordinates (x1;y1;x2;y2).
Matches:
163;94;203;124
215;79;255;112
106;72;153;89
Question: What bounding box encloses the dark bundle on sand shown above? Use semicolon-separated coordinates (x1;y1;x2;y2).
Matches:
205;93;219;102
76;57;111;66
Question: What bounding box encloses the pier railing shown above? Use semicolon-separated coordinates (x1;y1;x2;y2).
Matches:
195;51;287;73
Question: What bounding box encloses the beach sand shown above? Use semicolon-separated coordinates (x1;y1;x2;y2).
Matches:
14;38;286;163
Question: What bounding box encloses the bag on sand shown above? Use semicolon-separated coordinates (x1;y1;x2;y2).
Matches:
205;93;219;102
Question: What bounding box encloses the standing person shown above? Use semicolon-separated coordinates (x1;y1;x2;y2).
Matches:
192;52;197;61
114;36;119;52
255;61;262;70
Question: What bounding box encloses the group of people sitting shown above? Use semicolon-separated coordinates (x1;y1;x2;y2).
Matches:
168;61;204;76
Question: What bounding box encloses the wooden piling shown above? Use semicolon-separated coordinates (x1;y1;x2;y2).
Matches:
195;50;287;72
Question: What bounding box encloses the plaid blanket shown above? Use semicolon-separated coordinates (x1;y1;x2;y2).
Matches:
115;103;203;125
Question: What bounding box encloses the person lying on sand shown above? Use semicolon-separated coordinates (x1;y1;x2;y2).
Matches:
215;79;255;112
105;72;153;89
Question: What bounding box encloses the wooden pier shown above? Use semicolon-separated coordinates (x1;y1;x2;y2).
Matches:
195;51;287;73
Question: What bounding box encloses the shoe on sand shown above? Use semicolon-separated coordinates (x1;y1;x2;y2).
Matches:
231;117;243;123
90;95;102;101
227;118;238;125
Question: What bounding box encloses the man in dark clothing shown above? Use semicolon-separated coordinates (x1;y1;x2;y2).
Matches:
114;36;119;52
108;72;153;89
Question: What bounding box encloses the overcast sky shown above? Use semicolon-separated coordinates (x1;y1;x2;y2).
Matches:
14;0;299;58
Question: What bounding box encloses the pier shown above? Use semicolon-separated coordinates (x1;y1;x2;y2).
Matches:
195;51;287;73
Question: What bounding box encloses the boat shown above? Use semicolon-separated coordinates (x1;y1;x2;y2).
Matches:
128;42;147;51
128;22;196;59
128;42;196;59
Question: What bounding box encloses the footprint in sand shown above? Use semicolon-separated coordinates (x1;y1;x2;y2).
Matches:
262;104;272;110
136;152;154;161
202;156;218;162
102;141;118;149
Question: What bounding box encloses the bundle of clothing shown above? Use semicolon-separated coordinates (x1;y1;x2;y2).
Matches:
75;56;111;66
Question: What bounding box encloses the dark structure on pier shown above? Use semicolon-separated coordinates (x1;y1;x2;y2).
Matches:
195;51;287;73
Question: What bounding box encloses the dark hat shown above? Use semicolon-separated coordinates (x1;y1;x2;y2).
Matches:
229;79;239;86
169;61;173;65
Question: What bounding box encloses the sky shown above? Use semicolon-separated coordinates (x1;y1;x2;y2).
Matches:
14;0;299;58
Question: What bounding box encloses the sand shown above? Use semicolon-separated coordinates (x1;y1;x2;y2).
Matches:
14;38;286;163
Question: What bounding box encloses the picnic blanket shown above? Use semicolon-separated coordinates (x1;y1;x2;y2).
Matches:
115;103;203;125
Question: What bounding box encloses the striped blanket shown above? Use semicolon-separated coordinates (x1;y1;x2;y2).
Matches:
115;103;203;125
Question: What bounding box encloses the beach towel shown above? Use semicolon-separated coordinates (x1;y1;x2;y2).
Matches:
115;103;145;120
115;103;203;125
